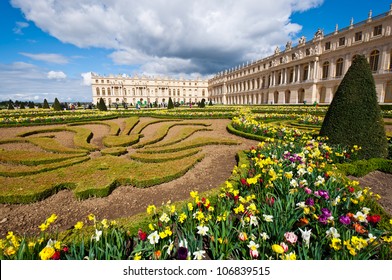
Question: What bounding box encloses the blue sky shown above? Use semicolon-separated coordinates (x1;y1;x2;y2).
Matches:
1;0;391;102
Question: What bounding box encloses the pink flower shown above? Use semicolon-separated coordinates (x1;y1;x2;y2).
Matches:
280;242;289;253
304;187;312;194
284;232;298;244
249;249;259;259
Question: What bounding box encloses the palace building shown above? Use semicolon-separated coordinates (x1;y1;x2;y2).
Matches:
209;6;392;105
91;74;208;107
92;5;392;106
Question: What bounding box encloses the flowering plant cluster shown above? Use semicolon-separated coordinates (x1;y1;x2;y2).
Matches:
126;134;391;260
297;114;324;126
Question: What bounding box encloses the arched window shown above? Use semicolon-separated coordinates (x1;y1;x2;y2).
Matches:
322;61;329;79
102;88;106;96
96;87;100;96
335;58;344;77
370;50;380;72
107;88;111;96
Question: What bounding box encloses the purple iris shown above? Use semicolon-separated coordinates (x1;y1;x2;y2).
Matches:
321;208;331;217
318;215;329;225
305;198;314;206
177;247;188;260
318;190;330;200
339;215;351;225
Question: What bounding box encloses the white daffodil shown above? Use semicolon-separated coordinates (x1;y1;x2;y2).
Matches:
299;228;312;248
92;229;102;242
147;231;160;245
196;225;209;236
263;214;273;222
193;250;206;260
326;227;340;239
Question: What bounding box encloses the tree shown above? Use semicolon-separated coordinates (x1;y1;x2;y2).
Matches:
168;97;174;109
53;98;62;111
208;100;213;106
8;101;14;110
43;99;50;109
198;98;206;108
97;98;107;111
20;102;25;109
319;55;388;159
28;101;35;109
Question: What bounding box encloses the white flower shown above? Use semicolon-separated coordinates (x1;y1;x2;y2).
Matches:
196;225;209;236
354;211;367;223
260;232;270;241
300;179;308;186
159;213;170;223
249;215;258;226
326;227;340;239
297;168;307;177
354;191;363;199
247;240;260;251
263;214;273;222
179;238;188;249
299;228;312;248
92;229;102;242
296;201;306;208
165;240;174;255
193;250;206;260
147;231;160;245
361;207;371;215
332;196;341;206
46;239;56;247
314;176;325;186
290;179;298;188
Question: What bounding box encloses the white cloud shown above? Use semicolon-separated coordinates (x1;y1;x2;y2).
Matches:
13;21;29;35
47;71;67;80
11;0;324;75
0;63;91;102
19;52;69;64
81;72;92;86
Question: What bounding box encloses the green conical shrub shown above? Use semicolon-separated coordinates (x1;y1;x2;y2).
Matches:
168;97;174;109
8;101;14;110
98;98;107;111
28;101;35;109
43;99;50;109
20;103;25;109
319;55;388;159
53;98;62;111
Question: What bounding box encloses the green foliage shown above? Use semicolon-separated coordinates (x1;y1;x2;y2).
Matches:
198;98;206;108
53;98;62;111
97;98;108;111
28;101;35;109
209;100;213;106
43;99;50;109
101;147;128;156
319;55;388;159
167;97;174;109
8;101;14;110
20;103;25;109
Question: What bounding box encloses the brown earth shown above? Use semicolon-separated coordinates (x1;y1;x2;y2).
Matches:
0;118;391;239
0;119;260;238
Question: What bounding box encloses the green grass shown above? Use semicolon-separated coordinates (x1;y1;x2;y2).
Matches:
140;136;240;154
0;149;86;165
129;148;201;162
0;117;239;204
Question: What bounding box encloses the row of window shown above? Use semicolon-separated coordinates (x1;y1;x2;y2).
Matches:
325;24;382;50
94;79;200;86
95;87;205;96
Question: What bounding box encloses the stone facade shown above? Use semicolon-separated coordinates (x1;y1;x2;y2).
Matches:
92;6;392;106
92;75;208;106
209;7;392;104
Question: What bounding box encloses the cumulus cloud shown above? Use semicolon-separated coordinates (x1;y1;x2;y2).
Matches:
13;21;29;35
81;72;92;86
11;0;323;75
19;52;69;64
47;70;67;80
0;63;91;102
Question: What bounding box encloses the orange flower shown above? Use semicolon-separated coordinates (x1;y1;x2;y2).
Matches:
154;250;162;259
353;223;367;234
297;217;309;227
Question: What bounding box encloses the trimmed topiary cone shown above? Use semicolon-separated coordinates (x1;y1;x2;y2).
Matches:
319;55;388;159
168;97;174;109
